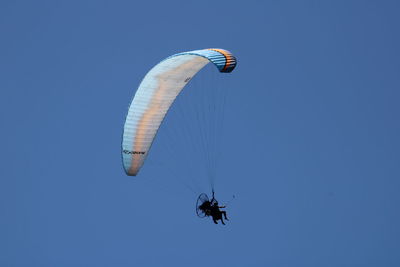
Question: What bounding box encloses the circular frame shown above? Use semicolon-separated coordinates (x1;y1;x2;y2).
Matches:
196;193;210;218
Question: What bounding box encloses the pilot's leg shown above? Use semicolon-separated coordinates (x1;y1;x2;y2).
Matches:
213;218;218;224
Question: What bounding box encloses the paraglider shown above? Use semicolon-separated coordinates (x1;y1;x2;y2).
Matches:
122;48;237;223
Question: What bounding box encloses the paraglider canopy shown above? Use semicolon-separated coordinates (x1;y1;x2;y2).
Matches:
122;48;237;176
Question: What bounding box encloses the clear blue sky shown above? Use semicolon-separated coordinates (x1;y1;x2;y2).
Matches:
1;1;400;266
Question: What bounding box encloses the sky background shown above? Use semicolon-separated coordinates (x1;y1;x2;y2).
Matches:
1;0;400;266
